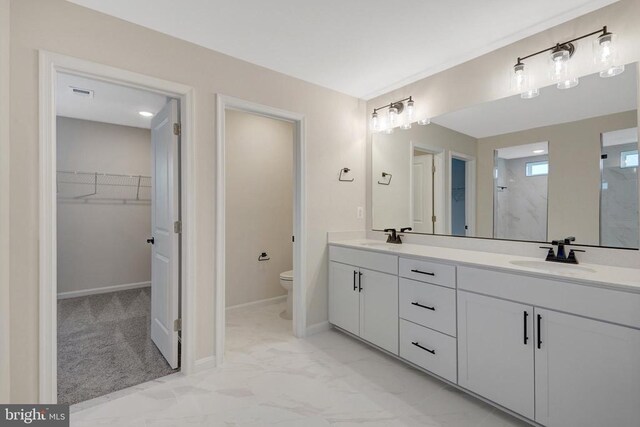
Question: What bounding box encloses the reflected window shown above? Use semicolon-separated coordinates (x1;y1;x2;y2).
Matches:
621;150;639;168
525;160;549;177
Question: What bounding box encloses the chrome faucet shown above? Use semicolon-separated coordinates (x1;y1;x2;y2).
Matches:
540;236;585;264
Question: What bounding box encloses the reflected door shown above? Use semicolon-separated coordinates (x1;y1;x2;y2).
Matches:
412;152;434;233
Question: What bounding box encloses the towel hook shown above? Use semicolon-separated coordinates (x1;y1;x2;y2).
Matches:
258;252;270;261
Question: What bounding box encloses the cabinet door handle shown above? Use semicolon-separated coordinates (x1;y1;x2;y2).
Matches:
353;270;357;291
358;272;363;292
411;302;435;311
537;314;542;349
523;311;529;345
410;269;435;276
411;341;435;354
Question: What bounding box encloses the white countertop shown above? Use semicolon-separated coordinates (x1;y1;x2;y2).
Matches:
329;239;640;293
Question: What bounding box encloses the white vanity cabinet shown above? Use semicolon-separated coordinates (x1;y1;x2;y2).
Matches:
328;242;640;427
458;266;640;427
328;246;399;354
457;291;535;419
534;308;640;427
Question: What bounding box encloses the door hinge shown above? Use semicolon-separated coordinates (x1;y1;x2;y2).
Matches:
432;215;437;223
173;123;181;136
174;220;182;234
174;318;182;332
432;165;436;174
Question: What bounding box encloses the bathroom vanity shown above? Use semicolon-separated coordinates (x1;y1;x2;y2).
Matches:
328;240;640;427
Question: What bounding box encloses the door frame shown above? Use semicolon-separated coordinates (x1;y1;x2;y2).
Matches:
215;94;307;364
447;151;476;236
38;51;197;403
409;142;445;234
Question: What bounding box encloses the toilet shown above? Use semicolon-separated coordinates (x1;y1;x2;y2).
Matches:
279;270;293;319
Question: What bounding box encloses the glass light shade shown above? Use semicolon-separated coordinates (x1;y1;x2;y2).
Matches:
550;49;569;81
521;88;539;99
417;117;430;125
557;77;579;90
400;100;414;130
388;106;398;129
370;112;379;133
594;32;624;78
512;63;528;93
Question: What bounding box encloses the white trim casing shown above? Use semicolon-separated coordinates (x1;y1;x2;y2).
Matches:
38;51;197;404
56;281;151;300
215;94;307;366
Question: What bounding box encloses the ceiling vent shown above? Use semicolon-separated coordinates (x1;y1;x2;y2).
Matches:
69;86;94;98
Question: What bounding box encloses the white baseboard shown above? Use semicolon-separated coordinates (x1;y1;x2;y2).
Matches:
226;294;286;311
57;281;151;299
194;356;217;373
306;321;331;336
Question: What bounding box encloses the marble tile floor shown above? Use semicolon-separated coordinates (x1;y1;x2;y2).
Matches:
70;301;530;426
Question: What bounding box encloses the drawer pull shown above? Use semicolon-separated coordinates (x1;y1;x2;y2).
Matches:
410;269;435;276
411;301;435;311
411;341;435;354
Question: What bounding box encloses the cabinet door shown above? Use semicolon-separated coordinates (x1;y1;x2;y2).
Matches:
535;308;640;427
328;262;360;336
359;268;398;354
458;291;534;419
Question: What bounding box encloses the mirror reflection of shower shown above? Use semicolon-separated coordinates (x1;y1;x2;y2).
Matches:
493;142;549;241
600;128;639;249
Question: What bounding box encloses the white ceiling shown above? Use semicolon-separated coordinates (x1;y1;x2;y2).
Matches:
67;0;619;99
56;73;168;129
433;63;637;139
497;142;549;159
602;127;639;146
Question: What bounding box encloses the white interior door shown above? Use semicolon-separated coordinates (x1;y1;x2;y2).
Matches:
412;153;434;233
150;98;180;368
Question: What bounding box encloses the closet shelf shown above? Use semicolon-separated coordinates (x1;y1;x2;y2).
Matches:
56;170;152;201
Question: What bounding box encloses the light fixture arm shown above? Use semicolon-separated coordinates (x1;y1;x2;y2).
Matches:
515;26;608;65
372;96;413;115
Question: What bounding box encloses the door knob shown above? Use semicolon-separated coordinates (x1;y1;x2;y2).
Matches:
147;237;155;244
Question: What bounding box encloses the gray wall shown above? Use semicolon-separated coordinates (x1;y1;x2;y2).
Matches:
56;117;151;295
225;110;293;307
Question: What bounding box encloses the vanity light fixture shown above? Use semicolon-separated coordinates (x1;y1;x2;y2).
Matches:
370;96;417;133
512;26;623;98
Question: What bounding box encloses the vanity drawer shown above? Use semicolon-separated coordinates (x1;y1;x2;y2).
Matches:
399;257;456;288
399;319;457;383
399;278;456;336
329;245;398;275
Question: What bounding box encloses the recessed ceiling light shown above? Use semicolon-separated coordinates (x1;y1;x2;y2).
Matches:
139;111;154;117
533;149;545;154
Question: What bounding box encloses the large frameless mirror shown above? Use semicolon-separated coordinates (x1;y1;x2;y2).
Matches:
371;62;638;249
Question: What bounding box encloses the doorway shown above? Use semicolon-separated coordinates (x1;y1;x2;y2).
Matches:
54;74;181;405
409;144;445;235
39;51;196;404
215;95;307;365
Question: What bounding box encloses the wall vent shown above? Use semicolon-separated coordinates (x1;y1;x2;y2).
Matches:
69;86;94;98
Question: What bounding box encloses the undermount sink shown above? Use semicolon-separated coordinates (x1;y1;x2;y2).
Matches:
509;259;596;275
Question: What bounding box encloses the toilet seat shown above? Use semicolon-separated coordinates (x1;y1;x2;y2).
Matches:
280;270;294;281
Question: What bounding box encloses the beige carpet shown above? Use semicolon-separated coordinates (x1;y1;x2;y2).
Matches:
57;287;178;405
